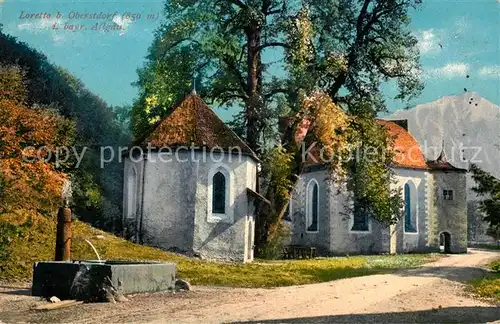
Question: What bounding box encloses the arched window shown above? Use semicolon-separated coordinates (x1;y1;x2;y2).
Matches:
306;180;319;232
404;182;417;233
212;171;226;214
207;164;233;223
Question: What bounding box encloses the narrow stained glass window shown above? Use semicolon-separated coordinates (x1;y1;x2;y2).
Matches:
212;171;226;214
404;183;416;232
307;181;319;232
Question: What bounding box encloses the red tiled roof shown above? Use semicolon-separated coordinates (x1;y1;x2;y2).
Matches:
376;120;428;169
302;119;428;169
143;93;257;159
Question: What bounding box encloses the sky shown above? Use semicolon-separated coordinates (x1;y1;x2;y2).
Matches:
1;0;499;120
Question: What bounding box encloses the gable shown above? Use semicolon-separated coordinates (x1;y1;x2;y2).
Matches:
143;93;257;159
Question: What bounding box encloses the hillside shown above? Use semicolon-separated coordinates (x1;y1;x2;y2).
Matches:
387;92;500;179
0;212;437;287
386;92;500;243
0;27;130;232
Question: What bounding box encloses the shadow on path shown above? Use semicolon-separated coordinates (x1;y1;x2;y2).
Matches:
396;266;490;282
0;286;31;296
236;306;500;323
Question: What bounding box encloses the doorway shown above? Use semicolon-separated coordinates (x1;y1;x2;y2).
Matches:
439;232;451;253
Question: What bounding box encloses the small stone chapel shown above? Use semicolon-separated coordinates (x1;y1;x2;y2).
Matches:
122;92;265;262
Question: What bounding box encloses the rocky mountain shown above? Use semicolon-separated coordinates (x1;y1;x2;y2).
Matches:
387;92;500;177
386;92;500;243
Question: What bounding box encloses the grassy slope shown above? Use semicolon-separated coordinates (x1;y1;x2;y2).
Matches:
0;213;439;287
469;259;500;301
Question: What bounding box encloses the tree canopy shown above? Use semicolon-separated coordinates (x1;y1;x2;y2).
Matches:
470;164;500;228
0;65;74;215
134;0;423;252
0;27;130;230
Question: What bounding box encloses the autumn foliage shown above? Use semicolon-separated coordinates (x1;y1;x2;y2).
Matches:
0;65;75;216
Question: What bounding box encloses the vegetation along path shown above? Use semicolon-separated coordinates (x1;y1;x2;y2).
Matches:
0;249;499;323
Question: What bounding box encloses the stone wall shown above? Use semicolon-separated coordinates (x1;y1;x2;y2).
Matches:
290;170;331;254
428;170;468;253
290;167;432;255
192;152;257;262
141;151;197;253
123;151;257;262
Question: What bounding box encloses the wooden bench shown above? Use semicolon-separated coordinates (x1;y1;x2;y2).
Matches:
282;245;316;259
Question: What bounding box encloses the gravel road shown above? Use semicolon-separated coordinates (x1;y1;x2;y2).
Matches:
0;248;499;323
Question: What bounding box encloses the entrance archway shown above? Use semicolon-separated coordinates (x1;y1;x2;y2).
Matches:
439;232;451;253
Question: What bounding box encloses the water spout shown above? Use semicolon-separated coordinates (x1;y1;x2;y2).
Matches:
83;239;101;261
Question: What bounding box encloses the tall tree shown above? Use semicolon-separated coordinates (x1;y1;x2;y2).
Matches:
0;64;75;215
132;0;293;150
0;28;130;231
137;0;423;252
470;164;500;228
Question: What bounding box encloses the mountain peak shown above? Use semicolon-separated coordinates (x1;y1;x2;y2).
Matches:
385;93;500;179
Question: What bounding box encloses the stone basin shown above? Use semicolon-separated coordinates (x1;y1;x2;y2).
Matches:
32;260;176;300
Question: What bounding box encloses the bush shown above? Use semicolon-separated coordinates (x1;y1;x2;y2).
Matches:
490;259;500;272
259;222;291;259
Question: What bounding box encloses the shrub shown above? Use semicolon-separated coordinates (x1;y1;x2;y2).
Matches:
260;222;291;260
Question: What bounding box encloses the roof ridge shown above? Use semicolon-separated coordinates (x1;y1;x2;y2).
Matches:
141;93;193;145
143;93;258;161
192;96;256;156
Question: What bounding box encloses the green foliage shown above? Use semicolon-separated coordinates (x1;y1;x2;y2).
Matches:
0;221;26;261
470;164;500;228
0;64;28;104
491;259;500;272
259;222;291;260
468;258;500;301
135;0;292;145
304;0;423;107
267;146;294;203
346;117;404;225
131;47;195;139
0;30;130;231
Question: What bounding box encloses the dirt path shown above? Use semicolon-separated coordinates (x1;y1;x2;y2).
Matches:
1;249;499;323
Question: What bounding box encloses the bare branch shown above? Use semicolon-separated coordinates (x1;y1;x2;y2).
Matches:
266;9;282;15
257;42;290;52
264;88;289;100
228;0;247;9
221;56;247;94
328;0;408;97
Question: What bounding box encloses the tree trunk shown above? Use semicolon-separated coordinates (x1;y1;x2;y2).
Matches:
254;122;306;255
245;27;263;152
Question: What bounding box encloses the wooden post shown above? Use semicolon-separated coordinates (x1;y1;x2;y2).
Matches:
55;207;72;261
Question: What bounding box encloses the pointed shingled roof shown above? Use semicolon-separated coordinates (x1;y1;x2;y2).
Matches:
426;144;466;172
143;93;258;160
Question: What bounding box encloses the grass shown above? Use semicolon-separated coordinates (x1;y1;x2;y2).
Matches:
473;243;500;251
469;259;500;301
0;212;439;288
